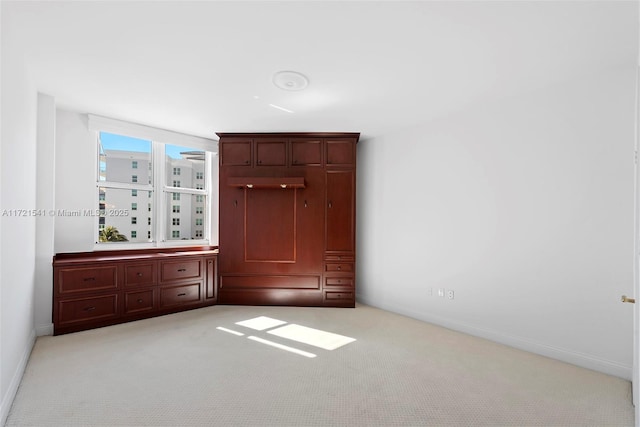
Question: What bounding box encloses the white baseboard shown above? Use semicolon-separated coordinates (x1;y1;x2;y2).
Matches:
0;329;36;426
35;323;54;337
356;294;632;380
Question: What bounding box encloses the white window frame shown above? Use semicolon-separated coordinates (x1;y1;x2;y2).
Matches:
89;114;218;249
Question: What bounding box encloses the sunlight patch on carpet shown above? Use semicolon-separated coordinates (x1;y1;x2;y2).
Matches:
247;336;317;358
235;316;287;331
216;326;244;336
267;324;356;350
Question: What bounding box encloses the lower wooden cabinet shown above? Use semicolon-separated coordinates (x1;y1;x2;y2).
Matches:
53;247;218;335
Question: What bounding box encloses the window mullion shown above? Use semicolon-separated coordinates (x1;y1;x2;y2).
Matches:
153;141;165;243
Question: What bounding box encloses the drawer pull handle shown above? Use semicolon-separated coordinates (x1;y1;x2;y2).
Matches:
177;293;187;297
137;273;143;277
137;299;143;303
83;277;96;281
337;266;341;270
84;306;96;312
177;268;186;272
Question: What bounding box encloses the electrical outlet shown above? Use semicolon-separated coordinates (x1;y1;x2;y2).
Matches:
428;287;433;296
438;288;445;297
447;290;454;300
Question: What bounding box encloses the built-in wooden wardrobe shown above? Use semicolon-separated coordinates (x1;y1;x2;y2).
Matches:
217;132;359;307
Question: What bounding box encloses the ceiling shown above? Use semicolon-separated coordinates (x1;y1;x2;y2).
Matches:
3;1;637;141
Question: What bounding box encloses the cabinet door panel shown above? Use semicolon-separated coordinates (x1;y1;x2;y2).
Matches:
221;140;251;166
326;170;355;253
291;139;322;166
326;140;355;166
256;140;286;166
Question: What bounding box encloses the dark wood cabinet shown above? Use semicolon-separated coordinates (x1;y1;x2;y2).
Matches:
217;132;359;307
53;247;218;335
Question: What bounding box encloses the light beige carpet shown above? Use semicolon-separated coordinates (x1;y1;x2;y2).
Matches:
6;304;634;426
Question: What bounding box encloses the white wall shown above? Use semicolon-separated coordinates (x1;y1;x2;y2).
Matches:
0;5;38;424
54;110;96;253
34;94;56;336
357;66;636;379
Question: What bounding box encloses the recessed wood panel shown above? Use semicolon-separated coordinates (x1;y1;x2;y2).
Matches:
220;275;320;289
245;188;296;262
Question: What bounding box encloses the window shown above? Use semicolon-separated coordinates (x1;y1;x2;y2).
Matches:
95;125;213;246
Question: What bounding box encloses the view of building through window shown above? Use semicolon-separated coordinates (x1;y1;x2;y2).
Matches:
98;132;209;244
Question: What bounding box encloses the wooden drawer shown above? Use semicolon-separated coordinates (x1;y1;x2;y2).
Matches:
58;294;118;325
160;283;201;308
58;265;118;294
124;263;156;287
325;277;354;287
124;289;155;314
325;291;354;300
160;259;202;282
325;263;353;273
